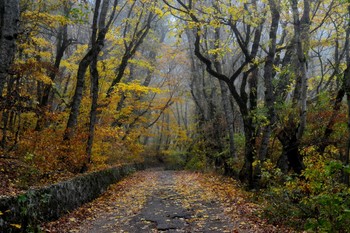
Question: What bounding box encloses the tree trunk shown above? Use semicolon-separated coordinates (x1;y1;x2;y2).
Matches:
345;87;350;185
277;128;304;174
0;0;19;96
40;1;73;108
213;27;236;175
239;117;256;188
259;0;280;162
277;0;310;173
219;81;236;173
344;5;350;185
319;88;345;154
64;0;114;140
292;0;310;140
84;0;110;172
36;23;70;131
1;77;15;148
85;54;99;169
106;12;154;97
64;50;96;140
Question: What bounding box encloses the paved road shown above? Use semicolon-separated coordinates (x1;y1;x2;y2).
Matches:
43;169;290;232
77;169;233;233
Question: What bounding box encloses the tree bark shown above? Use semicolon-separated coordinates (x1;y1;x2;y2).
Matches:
344;4;350;185
84;0;110;172
277;0;310;173
0;0;19;96
85;55;99;170
258;0;280;162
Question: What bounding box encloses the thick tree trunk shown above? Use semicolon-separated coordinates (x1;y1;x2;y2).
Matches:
239;118;256;188
0;0;19;96
259;0;280;162
85;55;99;168
277;0;310;173
292;0;310;140
64;50;96;140
277;129;304;174
344;5;350;185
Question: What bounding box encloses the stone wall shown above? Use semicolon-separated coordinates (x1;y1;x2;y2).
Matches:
0;163;144;232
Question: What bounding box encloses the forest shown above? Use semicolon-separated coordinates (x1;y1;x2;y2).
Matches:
1;0;350;231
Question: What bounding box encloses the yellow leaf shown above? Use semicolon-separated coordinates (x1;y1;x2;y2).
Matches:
0;211;3;215
35;73;53;85
10;224;21;229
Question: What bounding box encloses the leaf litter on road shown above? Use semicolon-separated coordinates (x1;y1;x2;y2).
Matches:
42;169;295;232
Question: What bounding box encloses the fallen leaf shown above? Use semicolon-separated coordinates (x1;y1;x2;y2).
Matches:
10;223;21;229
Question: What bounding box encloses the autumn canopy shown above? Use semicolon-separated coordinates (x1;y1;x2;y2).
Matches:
1;0;350;231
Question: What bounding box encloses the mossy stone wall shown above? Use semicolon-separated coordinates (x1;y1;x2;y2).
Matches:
0;163;144;232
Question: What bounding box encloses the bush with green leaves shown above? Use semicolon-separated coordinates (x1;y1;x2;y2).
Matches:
162;150;187;170
262;146;350;232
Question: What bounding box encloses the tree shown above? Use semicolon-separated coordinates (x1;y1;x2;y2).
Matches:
164;0;264;187
106;1;157;97
255;0;280;179
0;0;19;96
64;0;119;140
35;0;76;130
344;3;350;185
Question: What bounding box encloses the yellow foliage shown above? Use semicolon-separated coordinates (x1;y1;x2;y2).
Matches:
117;81;163;95
32;72;52;85
10;224;21;229
22;11;71;29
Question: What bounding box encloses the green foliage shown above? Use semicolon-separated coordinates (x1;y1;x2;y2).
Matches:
185;153;207;171
186;137;215;171
259;160;284;187
69;2;91;24
17;191;43;233
163;150;187;170
233;133;246;157
262;146;350;232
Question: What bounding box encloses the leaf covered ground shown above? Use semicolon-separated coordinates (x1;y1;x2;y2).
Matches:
42;168;295;232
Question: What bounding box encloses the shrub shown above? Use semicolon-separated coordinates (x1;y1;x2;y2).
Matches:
262;146;350;232
163;150;187;170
